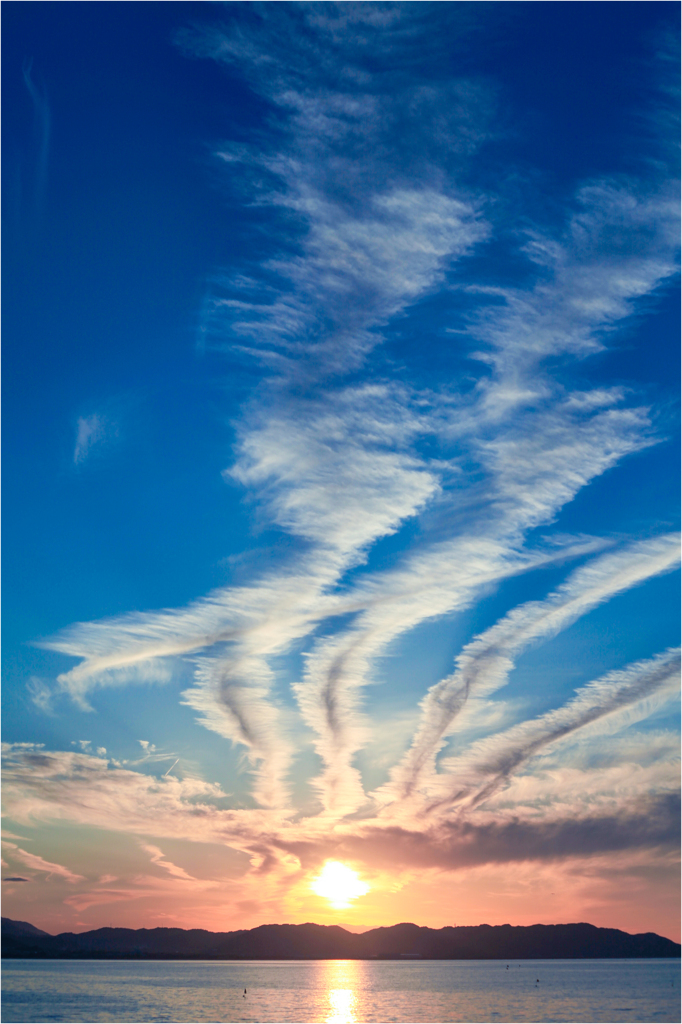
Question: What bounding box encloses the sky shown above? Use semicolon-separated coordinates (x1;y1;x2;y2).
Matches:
2;2;680;942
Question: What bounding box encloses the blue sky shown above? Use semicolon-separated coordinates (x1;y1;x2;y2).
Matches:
2;2;680;938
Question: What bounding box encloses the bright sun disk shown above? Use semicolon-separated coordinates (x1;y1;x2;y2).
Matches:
311;861;369;908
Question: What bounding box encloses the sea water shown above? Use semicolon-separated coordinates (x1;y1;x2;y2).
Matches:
2;958;679;1023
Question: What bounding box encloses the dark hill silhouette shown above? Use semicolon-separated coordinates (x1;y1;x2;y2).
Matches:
2;919;50;939
2;917;679;960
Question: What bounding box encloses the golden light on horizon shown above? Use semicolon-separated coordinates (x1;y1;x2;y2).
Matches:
311;861;370;909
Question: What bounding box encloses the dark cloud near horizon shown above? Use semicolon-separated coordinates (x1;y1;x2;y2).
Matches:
272;794;680;873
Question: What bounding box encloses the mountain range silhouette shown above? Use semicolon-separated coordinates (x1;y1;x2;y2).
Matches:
2;918;679;960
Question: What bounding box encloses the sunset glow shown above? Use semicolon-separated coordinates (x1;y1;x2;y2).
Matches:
311;863;370;909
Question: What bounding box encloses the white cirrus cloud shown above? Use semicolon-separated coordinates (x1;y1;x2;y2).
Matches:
2;839;84;883
73;412;119;466
381;534;680;807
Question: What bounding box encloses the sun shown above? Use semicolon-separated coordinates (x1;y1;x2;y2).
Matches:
311;861;369;909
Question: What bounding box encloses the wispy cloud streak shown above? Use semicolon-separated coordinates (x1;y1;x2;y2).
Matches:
2;839;84;883
21;58;50;224
433;649;680;814
383;535;680;805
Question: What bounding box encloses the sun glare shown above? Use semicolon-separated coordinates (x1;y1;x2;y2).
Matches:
311;861;369;908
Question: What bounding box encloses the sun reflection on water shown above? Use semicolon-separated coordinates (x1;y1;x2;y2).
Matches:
327;988;356;1023
322;960;360;1024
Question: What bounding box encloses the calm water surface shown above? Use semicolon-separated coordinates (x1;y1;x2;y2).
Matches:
2;958;679;1023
